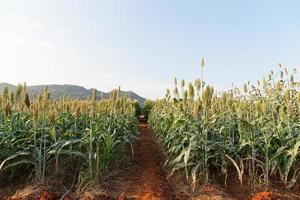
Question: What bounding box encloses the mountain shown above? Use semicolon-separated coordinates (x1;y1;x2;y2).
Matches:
0;83;146;104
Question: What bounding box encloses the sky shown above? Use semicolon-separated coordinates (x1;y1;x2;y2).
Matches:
0;1;299;99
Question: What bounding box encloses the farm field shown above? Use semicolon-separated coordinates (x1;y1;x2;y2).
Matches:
1;2;300;199
147;66;300;199
0;66;300;200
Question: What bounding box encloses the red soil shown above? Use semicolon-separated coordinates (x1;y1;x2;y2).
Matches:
251;192;273;200
113;121;175;200
80;192;114;200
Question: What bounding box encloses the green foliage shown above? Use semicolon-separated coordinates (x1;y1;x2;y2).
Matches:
149;66;300;190
0;86;137;184
142;100;155;121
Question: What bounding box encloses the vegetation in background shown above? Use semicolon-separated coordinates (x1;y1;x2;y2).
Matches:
0;83;146;105
142;100;155;121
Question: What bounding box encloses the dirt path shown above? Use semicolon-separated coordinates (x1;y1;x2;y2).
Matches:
115;120;175;200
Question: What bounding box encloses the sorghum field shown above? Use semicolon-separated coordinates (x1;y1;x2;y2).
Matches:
0;87;138;199
1;66;300;200
148;65;300;199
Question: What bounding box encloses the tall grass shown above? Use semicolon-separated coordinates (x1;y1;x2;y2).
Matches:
149;65;300;190
0;86;137;185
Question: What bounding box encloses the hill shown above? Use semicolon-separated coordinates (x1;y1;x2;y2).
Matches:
0;83;146;104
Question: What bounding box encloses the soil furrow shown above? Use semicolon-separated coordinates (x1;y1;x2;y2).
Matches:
115;120;174;200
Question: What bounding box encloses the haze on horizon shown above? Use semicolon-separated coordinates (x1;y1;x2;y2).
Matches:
0;0;299;99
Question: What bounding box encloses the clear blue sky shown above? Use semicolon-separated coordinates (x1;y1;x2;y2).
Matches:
0;1;299;98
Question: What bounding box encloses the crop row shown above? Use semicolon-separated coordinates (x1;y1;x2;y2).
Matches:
149;65;300;191
0;86;138;187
